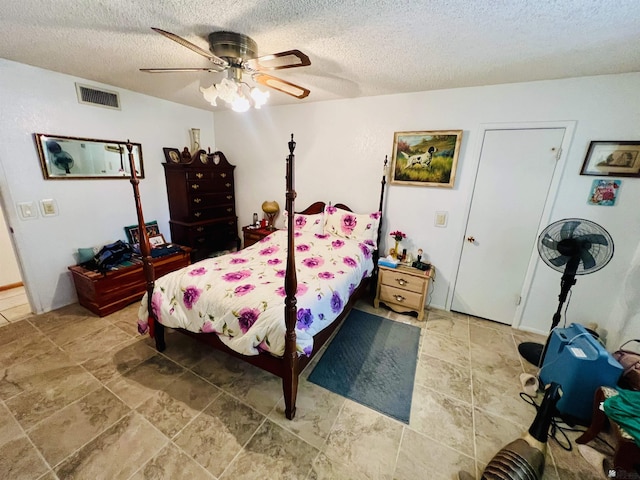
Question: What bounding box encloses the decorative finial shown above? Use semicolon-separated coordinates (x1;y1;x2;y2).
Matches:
288;133;296;154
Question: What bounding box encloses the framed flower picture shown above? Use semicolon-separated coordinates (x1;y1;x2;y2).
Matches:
390;130;463;187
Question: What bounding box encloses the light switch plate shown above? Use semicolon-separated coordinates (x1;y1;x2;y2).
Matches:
17;201;38;220
40;198;58;216
435;211;448;227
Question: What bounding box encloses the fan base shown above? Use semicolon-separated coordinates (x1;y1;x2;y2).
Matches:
518;342;544;367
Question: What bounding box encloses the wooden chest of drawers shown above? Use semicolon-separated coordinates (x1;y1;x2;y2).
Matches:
163;152;239;262
374;264;434;320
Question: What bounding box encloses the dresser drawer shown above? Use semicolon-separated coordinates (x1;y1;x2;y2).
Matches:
188;204;236;221
379;268;425;294
379;284;424;311
186;170;233;181
187;179;234;193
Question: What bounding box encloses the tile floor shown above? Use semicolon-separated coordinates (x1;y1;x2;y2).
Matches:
0;299;616;479
0;286;31;325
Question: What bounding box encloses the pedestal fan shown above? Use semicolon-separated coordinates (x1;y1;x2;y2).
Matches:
518;218;614;367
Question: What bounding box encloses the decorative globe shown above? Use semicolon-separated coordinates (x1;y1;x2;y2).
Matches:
261;200;280;230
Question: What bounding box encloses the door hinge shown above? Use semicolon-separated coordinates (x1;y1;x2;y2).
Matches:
555;147;562;161
516;295;522;306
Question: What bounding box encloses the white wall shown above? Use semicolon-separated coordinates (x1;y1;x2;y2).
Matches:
0;59;215;313
213;73;640;344
0;204;22;286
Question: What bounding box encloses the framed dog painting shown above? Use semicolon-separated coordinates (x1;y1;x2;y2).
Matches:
390;130;463;187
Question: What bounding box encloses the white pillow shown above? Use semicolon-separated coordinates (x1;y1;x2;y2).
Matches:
282;211;324;234
323;205;381;244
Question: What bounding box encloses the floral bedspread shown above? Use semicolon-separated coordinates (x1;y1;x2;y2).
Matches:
137;230;374;357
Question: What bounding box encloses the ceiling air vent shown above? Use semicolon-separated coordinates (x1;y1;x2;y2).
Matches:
75;83;120;110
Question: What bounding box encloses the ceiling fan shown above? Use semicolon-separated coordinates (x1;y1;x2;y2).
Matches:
140;28;311;109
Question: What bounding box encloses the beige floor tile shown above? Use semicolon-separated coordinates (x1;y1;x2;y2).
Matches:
395;428;476;480
130;442;215;479
409;383;475;457
269;378;346;450
425;309;470;341
309;452;373;480
174;393;265;477
421;331;471;369
28;387;131;466
221;418;319;480
2;303;32;322
415;354;472;404
0;436;49;480
323;401;403;479
54;412;168;479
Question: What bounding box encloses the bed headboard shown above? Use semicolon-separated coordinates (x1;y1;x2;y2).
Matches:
297;202;352;215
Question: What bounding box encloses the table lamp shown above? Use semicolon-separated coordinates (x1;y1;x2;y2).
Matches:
261;200;280;230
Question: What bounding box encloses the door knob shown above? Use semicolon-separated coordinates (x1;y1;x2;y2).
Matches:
467;236;475;243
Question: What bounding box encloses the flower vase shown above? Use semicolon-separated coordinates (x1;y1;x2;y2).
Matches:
394;240;400;259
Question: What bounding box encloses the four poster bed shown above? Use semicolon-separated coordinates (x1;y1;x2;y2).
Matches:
127;135;387;419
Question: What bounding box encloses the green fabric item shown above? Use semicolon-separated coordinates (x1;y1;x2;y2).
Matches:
603;389;640;447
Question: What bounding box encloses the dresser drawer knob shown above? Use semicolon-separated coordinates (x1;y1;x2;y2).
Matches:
193;198;201;203
395;278;408;286
194;212;201;217
227;208;232;212
197;238;205;243
197;227;204;232
196;173;204;179
394;294;406;302
191;184;200;190
225;183;231;188
226;195;232;200
220;173;227;178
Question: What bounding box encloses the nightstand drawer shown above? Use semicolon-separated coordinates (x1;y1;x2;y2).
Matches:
379;284;424;311
379;268;425;294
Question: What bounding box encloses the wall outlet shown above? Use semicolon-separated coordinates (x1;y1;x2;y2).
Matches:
40;199;58;216
435;211;448;227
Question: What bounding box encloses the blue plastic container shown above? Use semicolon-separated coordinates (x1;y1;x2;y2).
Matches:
538;323;623;424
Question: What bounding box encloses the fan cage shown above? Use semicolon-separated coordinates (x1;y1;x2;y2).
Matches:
537;218;614;275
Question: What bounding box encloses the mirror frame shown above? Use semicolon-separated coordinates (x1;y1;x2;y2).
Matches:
34;133;145;179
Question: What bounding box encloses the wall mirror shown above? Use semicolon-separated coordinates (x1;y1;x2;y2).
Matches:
34;133;145;179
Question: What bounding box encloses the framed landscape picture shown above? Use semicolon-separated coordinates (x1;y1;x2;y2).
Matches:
390;130;463;187
580;141;640;177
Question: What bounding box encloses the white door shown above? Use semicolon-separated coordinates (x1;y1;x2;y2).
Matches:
452;128;565;324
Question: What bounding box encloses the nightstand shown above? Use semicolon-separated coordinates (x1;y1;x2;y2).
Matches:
374;264;434;320
242;225;276;248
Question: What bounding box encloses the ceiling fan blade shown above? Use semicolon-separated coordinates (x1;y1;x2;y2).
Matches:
252;73;310;99
560;220;580;239
540;234;558;250
244;50;311;71
580;249;596;270
548;254;570;267
575;233;609;246
151;27;228;68
140;67;221;73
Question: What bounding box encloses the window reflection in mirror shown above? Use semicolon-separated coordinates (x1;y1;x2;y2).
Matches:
34;134;144;179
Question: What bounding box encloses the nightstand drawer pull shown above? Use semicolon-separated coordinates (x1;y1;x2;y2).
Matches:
196;173;204;179
394;294;406;302
193;198;201;203
395;278;408;286
191;184;200;190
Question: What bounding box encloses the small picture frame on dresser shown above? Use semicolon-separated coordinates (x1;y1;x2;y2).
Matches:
163;148;181;164
149;234;167;247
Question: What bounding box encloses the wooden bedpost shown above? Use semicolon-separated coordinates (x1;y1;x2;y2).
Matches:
371;155;388;294
283;133;299;420
126;142;164;351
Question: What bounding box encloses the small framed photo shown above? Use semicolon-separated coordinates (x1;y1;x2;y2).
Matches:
587;179;621;206
124;221;160;244
163;147;181;164
580;141;640;177
390;130;463;188
149;234;167;247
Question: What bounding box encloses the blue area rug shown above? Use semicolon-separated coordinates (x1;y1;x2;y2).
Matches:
308;309;420;423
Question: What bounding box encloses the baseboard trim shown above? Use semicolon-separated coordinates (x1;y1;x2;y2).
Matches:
0;282;24;292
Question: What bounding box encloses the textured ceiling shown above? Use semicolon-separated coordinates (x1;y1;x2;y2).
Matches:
1;0;640;111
